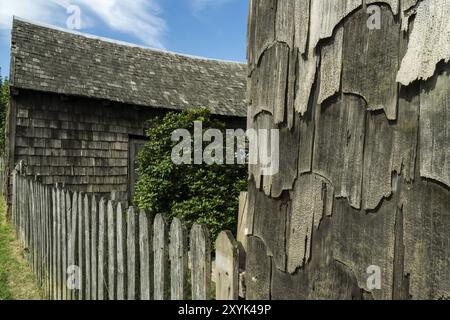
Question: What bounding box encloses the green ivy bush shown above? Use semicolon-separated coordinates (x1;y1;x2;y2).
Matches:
134;109;247;239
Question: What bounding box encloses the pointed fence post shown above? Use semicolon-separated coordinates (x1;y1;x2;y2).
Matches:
215;231;239;300
153;214;169;300
127;207;139;300
169;217;188;300
116;203;127;300
139;210;152;300
190;223;211;300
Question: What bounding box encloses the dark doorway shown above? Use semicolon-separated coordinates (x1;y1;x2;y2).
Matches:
128;137;148;205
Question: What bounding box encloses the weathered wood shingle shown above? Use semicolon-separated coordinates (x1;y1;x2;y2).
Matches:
10;18;247;117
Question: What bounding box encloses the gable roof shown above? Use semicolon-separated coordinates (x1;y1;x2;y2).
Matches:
10;17;247;117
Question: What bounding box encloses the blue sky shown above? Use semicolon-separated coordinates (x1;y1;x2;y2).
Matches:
0;0;248;79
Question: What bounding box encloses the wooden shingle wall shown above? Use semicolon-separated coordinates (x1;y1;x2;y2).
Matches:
11;90;161;202
246;0;449;300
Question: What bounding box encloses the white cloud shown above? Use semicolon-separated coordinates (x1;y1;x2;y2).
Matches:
0;0;166;48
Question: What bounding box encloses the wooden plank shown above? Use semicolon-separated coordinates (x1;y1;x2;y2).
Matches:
65;191;72;300
97;198;107;300
419;63;450;188
153;213;169;300
250;180;288;271
61;190;67;300
84;194;91;300
397;0;450;85
169;217;188;300
362;84;419;210
52;187;57;300
312;94;366;209
107;200;116;300
91;196;98;300
309;0;362;50
245;236;271;300
70;192;79;300
139;210;152;300
342;5;400;120
215;231;239;300
116;203;127;300
77;193;85;300
287;174;334;272
190;223;211;300
318;25;343;104
127;206;139;300
56;187;62;299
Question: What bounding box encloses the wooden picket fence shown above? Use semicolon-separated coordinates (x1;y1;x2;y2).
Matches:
11;171;242;300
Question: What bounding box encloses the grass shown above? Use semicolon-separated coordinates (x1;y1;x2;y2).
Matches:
0;197;42;300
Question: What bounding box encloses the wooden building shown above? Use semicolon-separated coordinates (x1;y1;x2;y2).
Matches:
6;18;247;204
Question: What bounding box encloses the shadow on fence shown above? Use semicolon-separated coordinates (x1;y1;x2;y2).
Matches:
11;170;243;300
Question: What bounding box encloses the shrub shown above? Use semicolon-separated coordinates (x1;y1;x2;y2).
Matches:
134;109;247;239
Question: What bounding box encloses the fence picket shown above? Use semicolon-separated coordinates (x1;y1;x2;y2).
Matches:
52;187;57;299
84;194;91;300
139;210;152;300
127;206;138;300
107;200;116;300
70;192;79;300
97;198;107;300
77;193;85;300
169;217;188;300
190;223;211;300
91;196;98;300
215;231;239;300
153;214;169;300
116;203;126;300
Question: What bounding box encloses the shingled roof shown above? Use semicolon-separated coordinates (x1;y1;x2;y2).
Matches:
10;17;247;117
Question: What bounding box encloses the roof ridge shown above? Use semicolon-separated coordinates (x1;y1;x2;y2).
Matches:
12;16;246;66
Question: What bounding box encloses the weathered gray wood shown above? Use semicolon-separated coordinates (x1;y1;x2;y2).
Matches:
115;203;127;300
139;210;152;300
247;0;277;72
83;194;91;300
245;236;271;300
107;200;116;300
56;187;62;299
250;181;287;271
287;174;334;273
91;196;98;300
61;190;68;300
248;42;289;124
77;192;85;300
215;231;239;300
153;214;169;300
70;192;79;300
312;94;366;209
419;63;450;188
51;187;57;299
127;206;139;300
169;217;188;300
97;198;107;300
362;86;419;210
190;223;211;300
236;192;249;251
397;0;450;85
342;5;400;120
64;191;72;300
318;26;343;104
